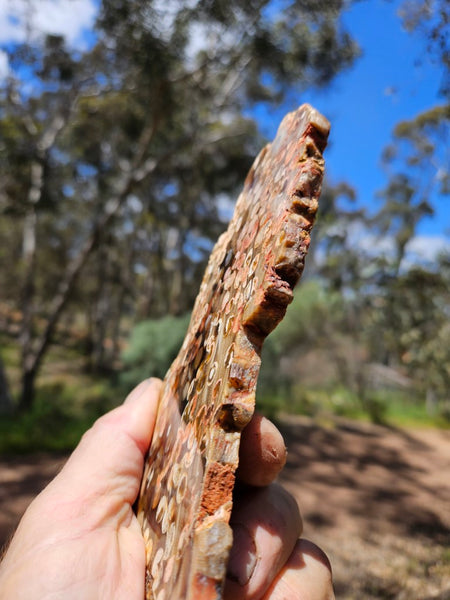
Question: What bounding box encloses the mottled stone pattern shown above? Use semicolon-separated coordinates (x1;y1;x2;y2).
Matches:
136;104;330;600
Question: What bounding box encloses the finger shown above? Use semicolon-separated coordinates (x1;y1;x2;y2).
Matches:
238;413;287;486
225;483;302;600
39;378;162;512
261;539;335;600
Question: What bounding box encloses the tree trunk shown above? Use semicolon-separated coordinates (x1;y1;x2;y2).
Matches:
19;365;37;413
90;247;110;372
111;291;125;367
16;118;163;409
17;115;66;411
0;356;13;414
111;243;135;365
426;387;437;416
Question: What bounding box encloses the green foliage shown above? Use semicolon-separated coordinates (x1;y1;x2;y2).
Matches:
366;259;450;405
257;280;360;417
257;385;363;422
0;378;117;454
271;280;345;350
378;104;449;275
257;383;449;428
0;0;447;428
258;280;347;397
398;0;449;95
257;273;450;426
0;0;362;408
120;314;190;390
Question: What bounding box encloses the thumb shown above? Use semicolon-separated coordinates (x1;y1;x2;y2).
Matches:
44;378;162;508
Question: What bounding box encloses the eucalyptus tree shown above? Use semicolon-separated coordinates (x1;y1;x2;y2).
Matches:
377;104;449;276
0;0;359;409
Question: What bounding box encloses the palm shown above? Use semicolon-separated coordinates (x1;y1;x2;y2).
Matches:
65;515;145;599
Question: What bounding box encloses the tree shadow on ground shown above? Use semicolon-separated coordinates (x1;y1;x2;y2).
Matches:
277;417;450;544
1;417;449;580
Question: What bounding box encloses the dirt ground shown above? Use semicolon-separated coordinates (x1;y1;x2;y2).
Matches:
1;417;449;599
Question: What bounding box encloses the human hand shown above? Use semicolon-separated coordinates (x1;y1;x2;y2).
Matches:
0;379;334;600
226;413;334;600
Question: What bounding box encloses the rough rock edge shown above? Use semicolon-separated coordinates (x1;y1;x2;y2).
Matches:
138;104;330;600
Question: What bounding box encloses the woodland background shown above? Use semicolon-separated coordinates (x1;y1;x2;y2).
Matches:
0;2;449;598
0;0;448;445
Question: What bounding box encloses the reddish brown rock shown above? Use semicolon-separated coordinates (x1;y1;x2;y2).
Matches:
136;104;330;600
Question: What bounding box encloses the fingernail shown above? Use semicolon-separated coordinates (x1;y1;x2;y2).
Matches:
227;523;258;586
124;379;155;406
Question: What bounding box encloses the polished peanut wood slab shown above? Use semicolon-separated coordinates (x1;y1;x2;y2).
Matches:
136;104;330;600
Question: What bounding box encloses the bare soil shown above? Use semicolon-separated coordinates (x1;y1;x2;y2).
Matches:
1;418;449;599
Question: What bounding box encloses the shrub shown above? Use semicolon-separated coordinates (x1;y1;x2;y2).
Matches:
120;313;190;391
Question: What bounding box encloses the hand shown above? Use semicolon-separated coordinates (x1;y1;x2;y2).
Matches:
226;414;334;600
0;379;334;600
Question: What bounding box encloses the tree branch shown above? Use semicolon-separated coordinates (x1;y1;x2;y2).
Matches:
28;116;166;374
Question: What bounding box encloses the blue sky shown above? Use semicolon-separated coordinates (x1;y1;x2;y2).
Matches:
254;0;448;249
0;0;448;258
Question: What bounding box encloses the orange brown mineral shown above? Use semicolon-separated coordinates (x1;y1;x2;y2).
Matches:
136;103;330;600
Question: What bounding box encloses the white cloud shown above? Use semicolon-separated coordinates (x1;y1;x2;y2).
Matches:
185;16;241;67
326;220;397;258
405;235;450;265
185;21;207;64
0;0;97;48
324;220;449;269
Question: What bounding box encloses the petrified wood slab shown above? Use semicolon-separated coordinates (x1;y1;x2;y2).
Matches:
136;104;330;600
